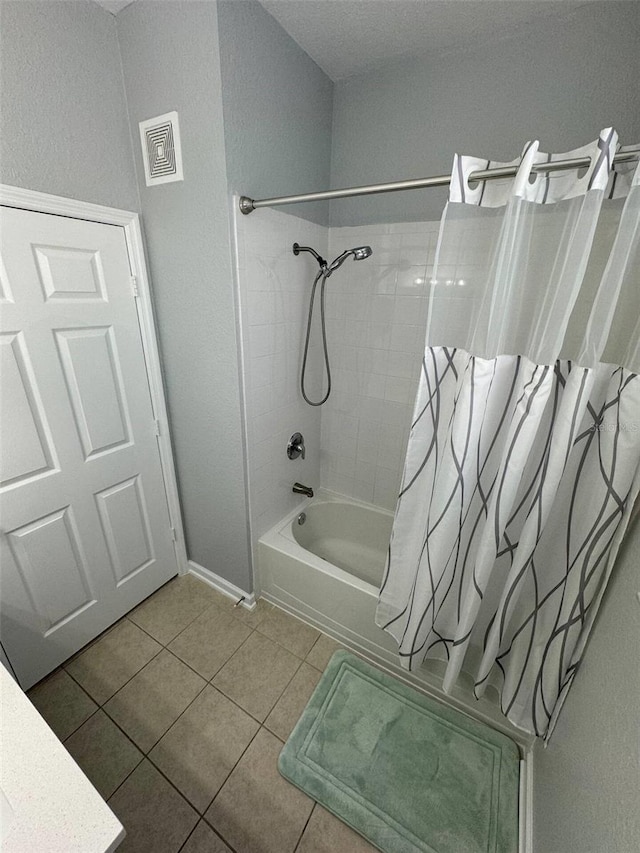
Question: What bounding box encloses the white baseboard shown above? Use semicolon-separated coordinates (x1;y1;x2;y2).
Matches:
187;560;256;610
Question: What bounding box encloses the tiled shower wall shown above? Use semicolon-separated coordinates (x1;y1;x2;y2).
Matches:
234;209;441;565
321;222;440;509
234;207;325;549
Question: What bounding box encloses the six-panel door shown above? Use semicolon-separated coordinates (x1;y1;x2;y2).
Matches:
0;206;178;687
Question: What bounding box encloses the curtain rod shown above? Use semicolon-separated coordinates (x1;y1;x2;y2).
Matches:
238;148;640;214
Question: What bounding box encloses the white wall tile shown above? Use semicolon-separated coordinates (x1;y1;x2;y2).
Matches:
236;212;439;552
236;208;325;557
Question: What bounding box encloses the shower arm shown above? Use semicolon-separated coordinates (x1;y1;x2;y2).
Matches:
292;242;327;270
239;147;640;214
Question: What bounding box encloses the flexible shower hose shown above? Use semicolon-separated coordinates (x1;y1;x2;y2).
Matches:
300;267;332;406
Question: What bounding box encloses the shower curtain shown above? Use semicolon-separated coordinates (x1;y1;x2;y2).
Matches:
376;129;640;739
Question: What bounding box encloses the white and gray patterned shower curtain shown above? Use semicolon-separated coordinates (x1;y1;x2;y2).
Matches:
376;130;640;738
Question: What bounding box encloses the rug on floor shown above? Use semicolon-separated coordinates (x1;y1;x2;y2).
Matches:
279;651;520;853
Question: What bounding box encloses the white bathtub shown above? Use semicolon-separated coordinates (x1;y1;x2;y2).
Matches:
291;498;392;588
258;490;529;744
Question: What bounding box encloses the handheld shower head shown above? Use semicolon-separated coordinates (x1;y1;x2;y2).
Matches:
296;240;373;406
352;246;373;260
326;246;373;274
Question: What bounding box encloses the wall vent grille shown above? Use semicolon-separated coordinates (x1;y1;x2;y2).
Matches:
139;111;183;186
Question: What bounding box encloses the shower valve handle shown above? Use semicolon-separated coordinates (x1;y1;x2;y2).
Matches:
287;432;306;460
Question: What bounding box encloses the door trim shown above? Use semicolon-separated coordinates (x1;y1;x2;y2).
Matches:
0;183;188;574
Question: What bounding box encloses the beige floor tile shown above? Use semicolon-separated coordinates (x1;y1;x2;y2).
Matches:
168;606;251;680
205;728;313;853
108;759;198;853
104;650;205;752
296;805;379;853
305;634;344;671
212;632;300;722
64;710;143;799
232;597;274;630
65;619;162;704
257;606;320;658
28;669;97;741
129;576;222;645
183;581;240;612
181;821;232;853
265;662;321;741
63;618;124;664
149;685;259;813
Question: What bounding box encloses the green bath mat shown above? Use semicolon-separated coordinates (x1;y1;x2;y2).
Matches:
278;651;519;853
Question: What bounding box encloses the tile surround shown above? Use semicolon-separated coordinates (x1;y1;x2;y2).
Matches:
322;221;439;509
234;209;441;561
235;207;325;550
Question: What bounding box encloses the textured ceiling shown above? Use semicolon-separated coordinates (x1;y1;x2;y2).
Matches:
93;0;135;15
258;0;586;80
93;0;586;81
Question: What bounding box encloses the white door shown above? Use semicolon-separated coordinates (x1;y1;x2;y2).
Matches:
0;206;178;688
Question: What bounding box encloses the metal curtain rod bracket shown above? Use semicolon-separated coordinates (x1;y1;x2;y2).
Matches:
239;147;640;214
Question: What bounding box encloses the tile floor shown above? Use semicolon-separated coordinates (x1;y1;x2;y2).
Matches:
27;575;378;853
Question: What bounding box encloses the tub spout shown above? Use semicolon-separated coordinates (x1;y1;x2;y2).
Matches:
292;482;314;498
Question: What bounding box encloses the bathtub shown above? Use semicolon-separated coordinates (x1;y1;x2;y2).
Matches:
258;490;529;744
291;497;392;588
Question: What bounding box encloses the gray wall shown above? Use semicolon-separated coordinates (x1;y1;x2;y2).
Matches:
533;519;640;853
330;1;640;226
217;0;333;225
0;0;139;210
117;0;251;591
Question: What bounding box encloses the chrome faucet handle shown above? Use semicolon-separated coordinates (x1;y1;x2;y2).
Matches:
287;432;306;460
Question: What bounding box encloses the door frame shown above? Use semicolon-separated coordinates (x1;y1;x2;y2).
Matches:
0;183;188;574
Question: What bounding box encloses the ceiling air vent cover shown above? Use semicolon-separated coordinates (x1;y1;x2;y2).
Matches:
139;111;183;186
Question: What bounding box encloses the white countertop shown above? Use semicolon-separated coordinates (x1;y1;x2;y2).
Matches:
0;665;124;852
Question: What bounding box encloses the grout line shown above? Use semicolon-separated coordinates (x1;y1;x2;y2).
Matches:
60;703;102;744
44;579;323;851
208;631;306;725
64;640;165;707
122;659;210;755
177;819;240;853
200;725;311;853
199;724;263;819
176;821;201;853
293;802;317;852
102;753;145;804
127;576;262;648
126;574;225;643
62;616;126;667
106;756;200;833
31;669;101;743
